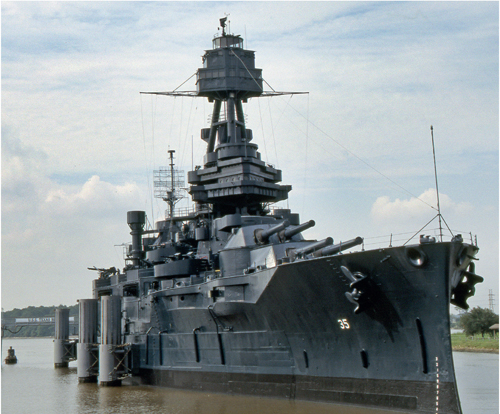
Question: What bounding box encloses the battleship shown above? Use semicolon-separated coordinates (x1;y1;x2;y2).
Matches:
75;18;483;413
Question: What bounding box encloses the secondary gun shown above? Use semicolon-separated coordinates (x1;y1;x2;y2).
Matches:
287;237;333;261
87;266;118;279
254;220;289;244
312;237;364;257
278;220;315;242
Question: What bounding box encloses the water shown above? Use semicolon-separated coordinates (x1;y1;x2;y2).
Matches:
453;351;499;413
1;338;498;414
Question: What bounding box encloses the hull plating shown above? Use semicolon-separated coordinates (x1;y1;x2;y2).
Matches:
138;368;458;413
118;242;464;413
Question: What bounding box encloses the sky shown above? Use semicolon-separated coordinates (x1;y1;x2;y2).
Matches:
2;1;498;313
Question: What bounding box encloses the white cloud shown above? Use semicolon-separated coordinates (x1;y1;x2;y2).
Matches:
1;2;497;310
43;175;142;217
2;130;147;308
370;188;474;226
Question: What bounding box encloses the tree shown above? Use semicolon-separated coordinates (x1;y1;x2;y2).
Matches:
1;304;79;338
459;307;499;337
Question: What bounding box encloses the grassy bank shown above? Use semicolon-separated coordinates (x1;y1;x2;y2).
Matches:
451;333;499;353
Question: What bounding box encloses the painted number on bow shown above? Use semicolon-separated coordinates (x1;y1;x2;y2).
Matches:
338;319;350;329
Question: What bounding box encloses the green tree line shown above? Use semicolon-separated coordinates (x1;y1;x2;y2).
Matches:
2;304;79;338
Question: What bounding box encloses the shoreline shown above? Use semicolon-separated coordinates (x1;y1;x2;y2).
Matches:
453;347;499;354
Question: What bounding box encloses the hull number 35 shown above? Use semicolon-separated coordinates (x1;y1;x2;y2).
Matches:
338;319;350;329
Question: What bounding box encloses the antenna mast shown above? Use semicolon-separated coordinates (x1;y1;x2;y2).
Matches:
431;125;443;242
154;150;185;219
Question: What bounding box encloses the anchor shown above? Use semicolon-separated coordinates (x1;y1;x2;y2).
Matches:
451;262;484;310
341;266;372;314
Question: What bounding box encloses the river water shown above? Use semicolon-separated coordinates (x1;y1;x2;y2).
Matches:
1;338;498;414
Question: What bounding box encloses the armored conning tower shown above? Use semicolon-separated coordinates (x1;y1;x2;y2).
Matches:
187;18;291;217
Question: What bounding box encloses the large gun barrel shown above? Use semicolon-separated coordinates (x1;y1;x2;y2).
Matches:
279;220;315;241
313;237;364;257
288;237;333;260
254;220;289;244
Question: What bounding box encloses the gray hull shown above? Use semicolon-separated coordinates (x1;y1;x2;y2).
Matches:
114;241;470;414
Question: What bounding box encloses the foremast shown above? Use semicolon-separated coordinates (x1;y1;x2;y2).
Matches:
187;18;292;217
143;18;302;219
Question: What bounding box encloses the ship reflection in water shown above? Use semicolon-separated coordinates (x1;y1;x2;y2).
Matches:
1;339;498;414
75;383;405;414
77;380;406;414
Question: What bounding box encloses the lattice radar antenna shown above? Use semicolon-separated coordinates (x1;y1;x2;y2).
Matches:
154;150;186;218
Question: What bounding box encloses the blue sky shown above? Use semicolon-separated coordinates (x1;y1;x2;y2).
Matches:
2;2;498;312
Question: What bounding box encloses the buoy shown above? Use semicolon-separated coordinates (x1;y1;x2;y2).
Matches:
4;346;17;364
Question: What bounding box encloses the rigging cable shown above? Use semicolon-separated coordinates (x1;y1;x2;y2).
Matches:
180;97;195;171
163;97;178;220
172;72;197;93
114;245;124;270
272;93;438;212
168;97;177;157
177;97;184;158
140;94;155;224
267;96;280;169
151;95;159;222
302;93;310;218
230;50;263;92
257;98;269;161
431;125;444;241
